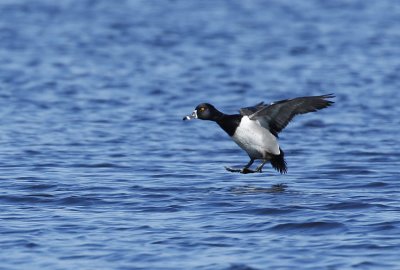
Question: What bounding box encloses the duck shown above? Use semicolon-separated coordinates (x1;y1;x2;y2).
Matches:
183;94;334;174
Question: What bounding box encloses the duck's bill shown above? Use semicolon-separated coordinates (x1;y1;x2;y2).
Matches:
183;110;197;121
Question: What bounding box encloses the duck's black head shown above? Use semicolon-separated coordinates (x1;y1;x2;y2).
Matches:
183;103;223;121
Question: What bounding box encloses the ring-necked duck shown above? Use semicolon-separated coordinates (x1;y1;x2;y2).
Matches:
183;94;334;174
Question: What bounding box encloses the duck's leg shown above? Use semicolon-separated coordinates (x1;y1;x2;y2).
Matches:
244;158;254;169
255;160;268;173
241;158;255;173
225;158;256;174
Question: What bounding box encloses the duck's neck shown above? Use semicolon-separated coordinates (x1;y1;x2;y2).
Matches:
210;110;224;121
215;114;242;137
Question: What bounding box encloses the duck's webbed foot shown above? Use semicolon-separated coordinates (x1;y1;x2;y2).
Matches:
225;159;268;174
225;158;257;174
225;166;241;173
225;167;256;174
240;167;256;174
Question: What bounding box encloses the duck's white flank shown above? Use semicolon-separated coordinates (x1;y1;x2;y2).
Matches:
231;116;280;159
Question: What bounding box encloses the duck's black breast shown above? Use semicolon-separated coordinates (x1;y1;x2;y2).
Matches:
216;114;243;137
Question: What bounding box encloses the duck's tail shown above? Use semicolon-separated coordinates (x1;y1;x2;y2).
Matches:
271;147;287;174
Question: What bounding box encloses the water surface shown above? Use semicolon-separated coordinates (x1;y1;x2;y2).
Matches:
0;1;400;269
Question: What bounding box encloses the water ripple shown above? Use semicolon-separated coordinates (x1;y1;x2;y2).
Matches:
270;221;347;234
0;0;399;269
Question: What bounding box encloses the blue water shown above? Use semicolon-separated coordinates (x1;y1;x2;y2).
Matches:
1;1;400;269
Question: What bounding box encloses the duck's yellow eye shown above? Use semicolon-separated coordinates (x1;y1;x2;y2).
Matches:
199;107;205;111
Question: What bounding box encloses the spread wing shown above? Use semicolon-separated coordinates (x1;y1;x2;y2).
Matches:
239;101;265;115
240;94;334;136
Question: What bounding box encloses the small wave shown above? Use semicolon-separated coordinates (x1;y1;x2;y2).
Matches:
23;183;57;191
302;119;326;127
23;149;42;155
270;221;346;234
361;181;388;188
201;202;236;208
24;241;40;248
31;163;60;170
230;184;287;194
338;243;394;251
226;207;297;215
139;205;184;213
225;264;260;270
369;221;400;232
70;163;129;168
0;194;53;204
14;176;42;181
141;193;171;199
352;261;392;269
4;239;40;249
324;201;374;210
56;195;106;206
339;181;389;189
